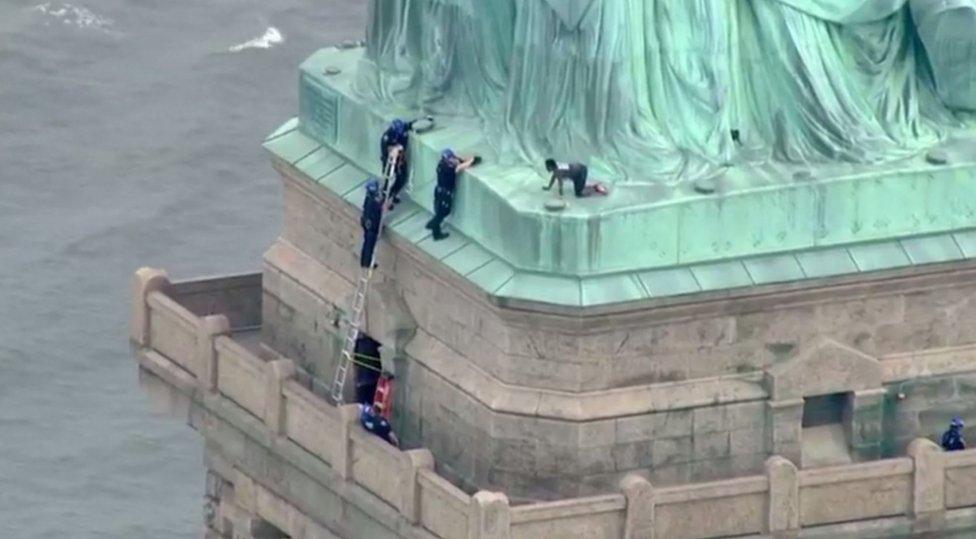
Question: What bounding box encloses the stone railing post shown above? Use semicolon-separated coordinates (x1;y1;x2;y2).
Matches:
197;315;231;392
846;389;886;461
336;404;361;481
907;438;945;530
468;491;511;539
766;399;804;466
620;473;655;539
130;267;170;346
263;359;296;435
399;449;434;525
765;456;800;537
233;468;258;514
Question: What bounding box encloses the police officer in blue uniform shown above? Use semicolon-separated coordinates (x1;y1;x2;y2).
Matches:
359;403;399;447
380;118;418;209
425;149;480;241
360;179;384;268
942;417;966;451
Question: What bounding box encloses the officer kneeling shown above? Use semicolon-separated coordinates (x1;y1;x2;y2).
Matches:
425;149;480;241
359;403;399;447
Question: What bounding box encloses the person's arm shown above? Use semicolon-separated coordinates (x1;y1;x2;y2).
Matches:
543;173;557;191
455;155;480;174
388;431;400;447
385;146;403;170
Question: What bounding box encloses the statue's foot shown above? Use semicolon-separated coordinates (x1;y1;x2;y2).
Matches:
911;0;976;110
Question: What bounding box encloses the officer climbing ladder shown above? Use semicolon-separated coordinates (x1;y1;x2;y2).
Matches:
330;151;401;404
331;117;437;404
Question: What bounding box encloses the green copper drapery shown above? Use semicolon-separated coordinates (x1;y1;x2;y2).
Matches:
357;0;975;182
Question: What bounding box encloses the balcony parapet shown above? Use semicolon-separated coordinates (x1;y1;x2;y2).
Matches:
131;267;976;539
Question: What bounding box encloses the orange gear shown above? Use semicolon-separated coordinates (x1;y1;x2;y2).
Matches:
373;374;395;420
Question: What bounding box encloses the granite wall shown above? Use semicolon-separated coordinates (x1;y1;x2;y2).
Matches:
259;160;976;500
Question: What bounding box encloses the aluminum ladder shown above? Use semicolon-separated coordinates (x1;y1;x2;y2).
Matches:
330;151;400;404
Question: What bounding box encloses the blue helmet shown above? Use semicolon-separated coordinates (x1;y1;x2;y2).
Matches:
952;417;965;428
391;118;406;134
365;178;380;194
361;403;378;419
441;148;456;162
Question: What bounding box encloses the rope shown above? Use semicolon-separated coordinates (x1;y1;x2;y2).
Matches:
350;352;384;373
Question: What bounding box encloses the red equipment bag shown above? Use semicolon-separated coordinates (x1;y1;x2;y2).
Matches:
373;374;394;420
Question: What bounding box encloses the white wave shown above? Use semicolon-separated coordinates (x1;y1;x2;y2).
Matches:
228;27;283;53
31;3;114;32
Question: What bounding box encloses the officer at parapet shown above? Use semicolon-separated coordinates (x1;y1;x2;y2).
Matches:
425;149;480;241
941;417;966;451
380;118;419;209
360;179;384;268
359;403;399;447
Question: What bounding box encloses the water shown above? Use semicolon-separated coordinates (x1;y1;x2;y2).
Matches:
0;1;364;536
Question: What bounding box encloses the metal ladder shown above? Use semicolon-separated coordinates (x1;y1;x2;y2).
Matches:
330;150;401;404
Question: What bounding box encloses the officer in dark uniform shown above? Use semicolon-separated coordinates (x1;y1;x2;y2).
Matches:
942;417;966;451
543;158;608;198
359;403;399;447
354;335;382;405
360;179;384;268
380;118;417;209
425;149;480;241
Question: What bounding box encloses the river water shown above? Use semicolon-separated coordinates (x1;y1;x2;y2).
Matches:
0;1;363;536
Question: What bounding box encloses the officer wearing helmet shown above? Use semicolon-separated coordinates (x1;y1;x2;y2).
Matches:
380;119;411;164
941;417;966;451
380;118;417;210
425;149;480;241
360;178;385;268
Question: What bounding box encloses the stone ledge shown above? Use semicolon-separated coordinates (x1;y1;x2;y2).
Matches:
408;327;768;420
882;343;976;383
509;494;625;523
656;475;768;505
798;459;913;487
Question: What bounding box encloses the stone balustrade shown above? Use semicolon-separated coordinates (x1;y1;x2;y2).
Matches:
132;267;976;539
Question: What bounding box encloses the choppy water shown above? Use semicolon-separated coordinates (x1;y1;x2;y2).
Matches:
0;1;363;536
